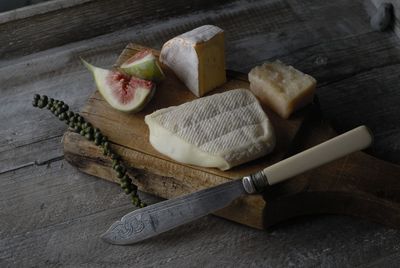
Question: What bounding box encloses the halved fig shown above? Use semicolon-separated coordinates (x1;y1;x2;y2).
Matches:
82;59;156;113
120;50;165;82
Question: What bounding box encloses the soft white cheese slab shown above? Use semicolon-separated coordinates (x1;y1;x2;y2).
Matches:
145;89;276;170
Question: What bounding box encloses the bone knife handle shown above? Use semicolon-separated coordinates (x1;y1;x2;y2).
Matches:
262;125;373;186
243;126;373;193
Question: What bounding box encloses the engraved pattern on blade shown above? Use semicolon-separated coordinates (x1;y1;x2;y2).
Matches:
105;215;146;242
101;179;246;245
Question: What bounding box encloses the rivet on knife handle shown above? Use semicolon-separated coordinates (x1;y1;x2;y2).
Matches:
243;125;373;194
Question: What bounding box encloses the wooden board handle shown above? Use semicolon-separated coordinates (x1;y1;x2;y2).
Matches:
264;126;373;185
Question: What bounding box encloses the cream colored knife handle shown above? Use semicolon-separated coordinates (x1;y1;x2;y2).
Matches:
263;125;373;185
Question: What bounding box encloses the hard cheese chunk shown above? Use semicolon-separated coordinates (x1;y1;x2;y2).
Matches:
249;61;316;119
160;25;226;97
145;89;275;170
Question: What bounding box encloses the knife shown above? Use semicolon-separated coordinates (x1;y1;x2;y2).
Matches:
102;125;373;245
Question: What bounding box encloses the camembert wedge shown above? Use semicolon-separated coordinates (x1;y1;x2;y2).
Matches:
160;25;226;97
145;89;276;170
249;60;317;119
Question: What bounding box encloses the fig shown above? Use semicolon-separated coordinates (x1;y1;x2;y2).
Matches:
120;50;165;82
82;59;156;113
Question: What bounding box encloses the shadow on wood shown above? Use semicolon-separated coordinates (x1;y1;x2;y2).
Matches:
262;109;400;229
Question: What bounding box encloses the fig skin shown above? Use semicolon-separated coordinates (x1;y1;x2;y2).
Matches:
120;50;165;82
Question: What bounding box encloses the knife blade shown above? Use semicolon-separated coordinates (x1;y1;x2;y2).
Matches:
102;125;373;245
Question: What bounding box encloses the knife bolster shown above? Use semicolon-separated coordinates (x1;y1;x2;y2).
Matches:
242;171;270;194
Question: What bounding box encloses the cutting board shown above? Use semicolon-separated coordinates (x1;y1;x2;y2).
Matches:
64;44;400;229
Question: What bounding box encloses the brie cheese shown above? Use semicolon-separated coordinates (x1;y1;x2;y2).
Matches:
160;25;226;97
145;89;276;170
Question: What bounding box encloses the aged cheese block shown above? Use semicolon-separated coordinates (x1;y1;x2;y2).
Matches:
248;60;317;119
144;89;276;171
159;25;226;97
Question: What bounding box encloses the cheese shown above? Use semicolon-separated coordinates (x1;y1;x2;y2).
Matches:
160;25;226;97
248;60;317;119
145;89;276;170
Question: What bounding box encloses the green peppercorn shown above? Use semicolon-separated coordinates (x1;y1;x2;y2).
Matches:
33;94;40;100
102;136;108;143
121;173;128;180
82;122;92;129
139;202;146;208
41;95;48;102
58;112;66;121
73;126;81;133
66;111;74;118
77;116;84;123
117;170;125;178
124;187;132;194
124;175;133;185
85;132;94;141
102;147;108;156
56;107;62;115
103;141;110;149
79;129;85;136
38;100;45;108
116;165;125;174
86;127;94;135
32;100;38;107
113;164;121;171
94;137;101;146
68;121;75;128
120;181;128;188
61;104;69;112
94;132;102;140
93;128;100;133
131;196;139;206
112;159;119;169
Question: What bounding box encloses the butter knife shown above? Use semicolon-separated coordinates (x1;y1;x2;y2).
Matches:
102;125;373;245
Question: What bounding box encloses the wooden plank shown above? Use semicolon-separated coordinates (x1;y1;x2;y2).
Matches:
0;0;228;61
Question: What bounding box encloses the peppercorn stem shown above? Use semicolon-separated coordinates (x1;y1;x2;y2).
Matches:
32;94;146;207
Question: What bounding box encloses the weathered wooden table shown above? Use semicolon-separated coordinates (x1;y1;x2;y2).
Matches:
1;0;400;266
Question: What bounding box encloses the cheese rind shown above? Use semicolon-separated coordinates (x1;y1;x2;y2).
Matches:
248;60;317;119
145;89;276;170
160;25;226;97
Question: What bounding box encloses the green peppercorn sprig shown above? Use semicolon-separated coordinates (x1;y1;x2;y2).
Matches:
32;94;146;208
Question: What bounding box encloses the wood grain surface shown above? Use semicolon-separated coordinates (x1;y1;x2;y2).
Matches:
1;0;400;267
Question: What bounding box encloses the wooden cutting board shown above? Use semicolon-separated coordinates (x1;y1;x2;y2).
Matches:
63;44;400;229
63;43;308;229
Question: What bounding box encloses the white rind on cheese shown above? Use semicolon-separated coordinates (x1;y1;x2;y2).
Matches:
160;25;226;97
249;60;317;119
145;89;276;170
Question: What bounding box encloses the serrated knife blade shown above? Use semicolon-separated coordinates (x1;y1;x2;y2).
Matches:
102;126;373;245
